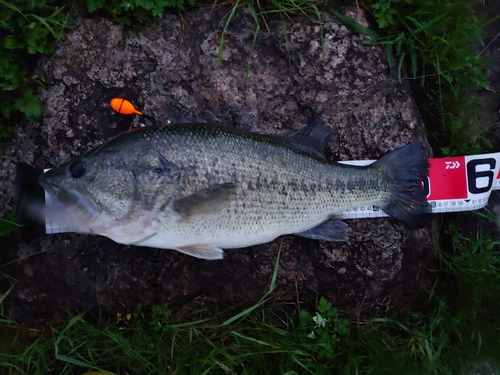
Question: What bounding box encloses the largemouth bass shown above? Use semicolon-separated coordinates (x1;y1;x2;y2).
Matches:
38;121;430;260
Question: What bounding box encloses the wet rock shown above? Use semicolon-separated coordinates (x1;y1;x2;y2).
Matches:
0;6;436;321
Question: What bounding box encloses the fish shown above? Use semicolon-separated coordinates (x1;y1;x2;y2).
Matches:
37;120;430;260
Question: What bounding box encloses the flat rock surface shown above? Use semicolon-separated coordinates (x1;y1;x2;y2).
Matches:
0;6;435;321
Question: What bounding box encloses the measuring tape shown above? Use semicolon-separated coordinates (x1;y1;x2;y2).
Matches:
338;151;500;219
42;151;500;233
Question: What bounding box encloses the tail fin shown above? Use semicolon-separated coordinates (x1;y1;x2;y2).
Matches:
372;141;431;229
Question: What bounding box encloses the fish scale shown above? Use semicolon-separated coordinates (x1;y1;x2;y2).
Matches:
38;121;430;260
154;130;374;218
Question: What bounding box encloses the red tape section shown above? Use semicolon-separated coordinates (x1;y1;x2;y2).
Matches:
338;151;500;219
427;153;500;213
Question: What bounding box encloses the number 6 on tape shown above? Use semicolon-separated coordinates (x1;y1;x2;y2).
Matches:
426;154;499;213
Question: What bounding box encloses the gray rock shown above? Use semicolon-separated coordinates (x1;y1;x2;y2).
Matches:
0;6;436;320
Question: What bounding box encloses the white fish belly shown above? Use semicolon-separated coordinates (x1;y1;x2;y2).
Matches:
129;190;384;250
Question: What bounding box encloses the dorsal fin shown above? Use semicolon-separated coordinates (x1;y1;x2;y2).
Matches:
280;120;332;159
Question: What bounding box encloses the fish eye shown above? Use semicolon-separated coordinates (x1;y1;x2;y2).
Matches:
69;160;87;178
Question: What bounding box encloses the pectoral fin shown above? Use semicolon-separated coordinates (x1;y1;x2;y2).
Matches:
173;183;237;218
296;218;348;242
176;244;224;260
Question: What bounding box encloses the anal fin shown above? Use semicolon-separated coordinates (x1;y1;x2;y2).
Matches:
296;218;348;242
176;244;224;260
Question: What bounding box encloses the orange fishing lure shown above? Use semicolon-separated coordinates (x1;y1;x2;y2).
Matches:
110;98;143;115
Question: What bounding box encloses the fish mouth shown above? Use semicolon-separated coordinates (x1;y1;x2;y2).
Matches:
37;169;99;221
37;169;61;198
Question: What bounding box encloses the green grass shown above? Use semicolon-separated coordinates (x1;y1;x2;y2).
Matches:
358;0;497;156
0;1;72;108
86;0;196;26
0;211;19;237
0;0;73;153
